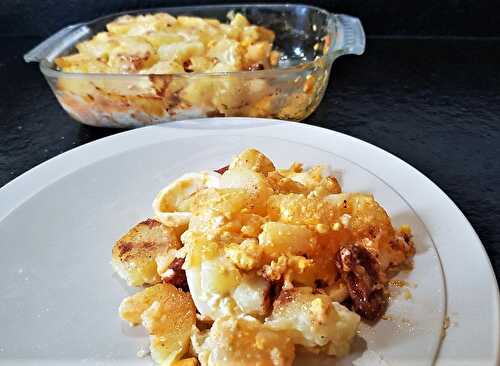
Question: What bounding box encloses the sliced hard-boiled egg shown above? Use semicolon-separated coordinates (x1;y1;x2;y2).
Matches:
185;252;241;320
184;233;269;320
152;171;220;228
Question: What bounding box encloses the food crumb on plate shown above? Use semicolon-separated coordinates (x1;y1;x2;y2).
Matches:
136;346;150;358
402;289;412;300
443;316;450;330
352;350;389;366
442;314;457;334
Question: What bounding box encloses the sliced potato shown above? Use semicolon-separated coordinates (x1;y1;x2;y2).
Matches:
75;35;118;60
230;13;251;28
119;283;177;325
142;296;195;365
107;36;157;72
229;148;275;174
142;32;185;49
266;287;360;357
177;15;209;28
267;193;338;226
244;41;272;68
112;219;180;286
347;194;416;269
266;170;309;195
158;41;205;63
258;222;316;259
220;167;273;214
187;210;257;240
189;188;254;217
119;283;196;365
195;315;295;366
140;60;185;74
308;176;342;198
54;53;110;73
207;38;243;70
106;13;176;35
347;194;393;238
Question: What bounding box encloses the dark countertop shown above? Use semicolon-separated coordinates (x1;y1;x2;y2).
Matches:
1;36;499;280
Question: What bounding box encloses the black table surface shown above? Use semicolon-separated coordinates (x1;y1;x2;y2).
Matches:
1;36;499;280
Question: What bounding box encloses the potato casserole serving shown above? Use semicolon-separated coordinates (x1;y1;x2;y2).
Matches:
53;12;327;126
112;149;415;365
25;5;366;127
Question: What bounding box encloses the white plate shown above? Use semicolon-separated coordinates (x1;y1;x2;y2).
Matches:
0;118;498;366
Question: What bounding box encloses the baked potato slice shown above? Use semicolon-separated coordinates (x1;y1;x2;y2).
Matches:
193;315;295;366
112;219;180;286
266;287;360;357
229;148;276;175
119;283;196;365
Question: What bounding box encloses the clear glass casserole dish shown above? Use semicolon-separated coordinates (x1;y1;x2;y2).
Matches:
25;4;365;128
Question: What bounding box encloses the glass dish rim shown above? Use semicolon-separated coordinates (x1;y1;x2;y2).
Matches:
38;3;337;79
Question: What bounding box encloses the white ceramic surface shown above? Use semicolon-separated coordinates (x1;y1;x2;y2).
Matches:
0;118;498;366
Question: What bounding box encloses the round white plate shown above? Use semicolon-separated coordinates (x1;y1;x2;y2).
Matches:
0;118;498;366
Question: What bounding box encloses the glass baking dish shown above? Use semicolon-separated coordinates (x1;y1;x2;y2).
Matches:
25;4;365;128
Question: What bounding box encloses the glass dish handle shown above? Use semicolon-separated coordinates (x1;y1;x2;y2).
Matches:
24;23;89;63
331;14;366;56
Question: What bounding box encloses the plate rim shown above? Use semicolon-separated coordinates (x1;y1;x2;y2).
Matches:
1;117;498;365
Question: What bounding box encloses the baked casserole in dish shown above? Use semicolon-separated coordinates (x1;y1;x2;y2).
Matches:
25;4;365;127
